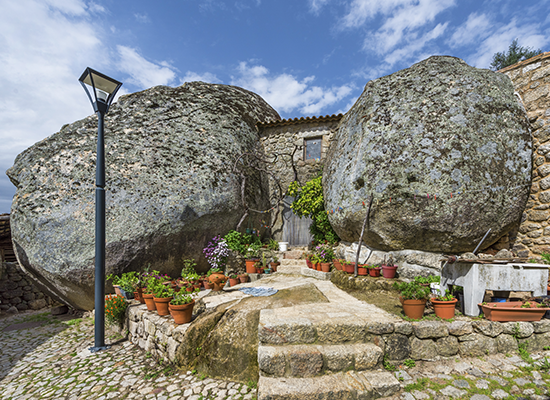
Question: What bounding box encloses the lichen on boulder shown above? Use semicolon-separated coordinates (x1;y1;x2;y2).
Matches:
324;56;532;253
6;82;279;310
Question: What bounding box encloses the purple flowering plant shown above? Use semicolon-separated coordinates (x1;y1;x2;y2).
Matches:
315;243;335;263
203;235;231;271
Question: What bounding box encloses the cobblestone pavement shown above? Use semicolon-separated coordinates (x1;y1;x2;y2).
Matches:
0;311;256;400
2;310;550;400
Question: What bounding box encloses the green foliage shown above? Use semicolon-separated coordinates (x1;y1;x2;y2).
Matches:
287;176;340;244
105;294;128;326
170;291;194;306
383;355;397;371
393;280;431;300
490;38;543;70
224;230;257;255
433;289;455;302
541;253;550;265
266;238;279;251
245;242;262;259
414;275;440;284
403;359;416;368
107;271;139;292
181;259;197;277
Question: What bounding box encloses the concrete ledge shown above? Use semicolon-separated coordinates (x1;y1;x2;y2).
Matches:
301;267;332;280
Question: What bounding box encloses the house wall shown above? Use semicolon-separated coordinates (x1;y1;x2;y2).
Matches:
501;52;550;257
258;116;341;242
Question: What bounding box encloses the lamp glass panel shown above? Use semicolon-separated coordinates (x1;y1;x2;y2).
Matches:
82;72;119;94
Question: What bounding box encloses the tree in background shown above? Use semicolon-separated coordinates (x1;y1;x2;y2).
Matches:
490;38;543;70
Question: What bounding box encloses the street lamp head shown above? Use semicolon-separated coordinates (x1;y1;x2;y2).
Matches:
79;67;122;115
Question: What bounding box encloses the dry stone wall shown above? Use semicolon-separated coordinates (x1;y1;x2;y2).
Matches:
502;52;550;257
0;262;54;313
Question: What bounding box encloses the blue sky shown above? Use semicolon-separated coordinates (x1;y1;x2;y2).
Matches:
1;0;549;213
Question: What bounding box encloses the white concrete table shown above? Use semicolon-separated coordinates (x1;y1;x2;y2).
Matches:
440;262;549;317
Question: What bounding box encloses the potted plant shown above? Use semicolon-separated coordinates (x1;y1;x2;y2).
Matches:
333;258;343;271
431;290;458;319
316;244;334;272
369;264;381;277
207;267;227;291
169;291;195;325
394;280;431;320
357;264;368;276
142;270;164;311
107;272;137;300
479;301;550;322
381;255;398;278
151;278;174;316
342;260;354;274
245;243;262;273
228;274;239;287
270;255;280;272
238;273;249;284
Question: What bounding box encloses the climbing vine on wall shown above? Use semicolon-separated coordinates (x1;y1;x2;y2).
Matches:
287;175;340;244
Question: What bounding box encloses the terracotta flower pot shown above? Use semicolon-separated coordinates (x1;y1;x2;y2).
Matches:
143;293;157;311
369;267;381;277
134;287;145;304
245;259;258;274
239;275;249;283
315;262;321;271
208;273;227;291
321;262;331;273
169;300;195;325
306;259;313;269
401;298;427;320
357;267;368;276
204;280;213;290
479;301;550;322
270;262;279;272
431;298;458;319
333;260;342;271
229;278;239;287
153;296;173;316
344;264;355;274
382;265;398;279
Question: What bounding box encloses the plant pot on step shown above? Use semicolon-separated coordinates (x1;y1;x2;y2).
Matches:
344;263;355;274
245;259;258;274
369;267;381;277
357;266;368;276
229;278;239;287
431;298;458;319
321;262;331;273
134;287;145;304
382;265;398;279
238;274;249;284
208;273;227;291
169;300;195;325
153;296;173;316
270;262;279;272
400;297;427;320
143;293;157;311
333;259;342;271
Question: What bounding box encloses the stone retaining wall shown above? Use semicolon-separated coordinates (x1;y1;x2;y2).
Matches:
124;296;550;367
0;262;54;313
126;303;191;362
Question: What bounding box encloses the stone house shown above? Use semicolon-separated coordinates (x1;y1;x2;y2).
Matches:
501;51;550;257
258;114;342;245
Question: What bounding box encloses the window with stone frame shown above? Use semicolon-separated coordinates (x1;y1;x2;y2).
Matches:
304;137;322;160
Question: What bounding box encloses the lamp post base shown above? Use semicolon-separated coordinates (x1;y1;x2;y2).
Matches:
89;345;111;353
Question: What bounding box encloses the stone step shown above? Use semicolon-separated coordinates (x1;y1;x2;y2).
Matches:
280;259;306;266
301;266;332;280
259;302;399;345
258;343;383;377
257;370;400;400
276;259;306;275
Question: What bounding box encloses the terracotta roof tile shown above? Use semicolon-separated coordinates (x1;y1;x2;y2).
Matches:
257;113;343;128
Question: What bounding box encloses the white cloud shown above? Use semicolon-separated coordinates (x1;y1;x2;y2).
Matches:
0;0;107;212
231;62;353;115
447;13;491;48
116;46;177;88
134;13;150;23
180;72;222;84
308;0;331;14
464;19;550;68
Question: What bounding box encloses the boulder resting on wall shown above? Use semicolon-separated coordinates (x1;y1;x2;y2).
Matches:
324;56;532;253
6;82;279;310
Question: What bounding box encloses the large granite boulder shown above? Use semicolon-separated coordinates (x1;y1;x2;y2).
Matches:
324;56;532;253
6;82;279;310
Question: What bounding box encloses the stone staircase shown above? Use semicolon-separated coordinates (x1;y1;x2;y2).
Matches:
256;257;402;399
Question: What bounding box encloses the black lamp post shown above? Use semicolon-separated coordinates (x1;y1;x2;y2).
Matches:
79;68;122;352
